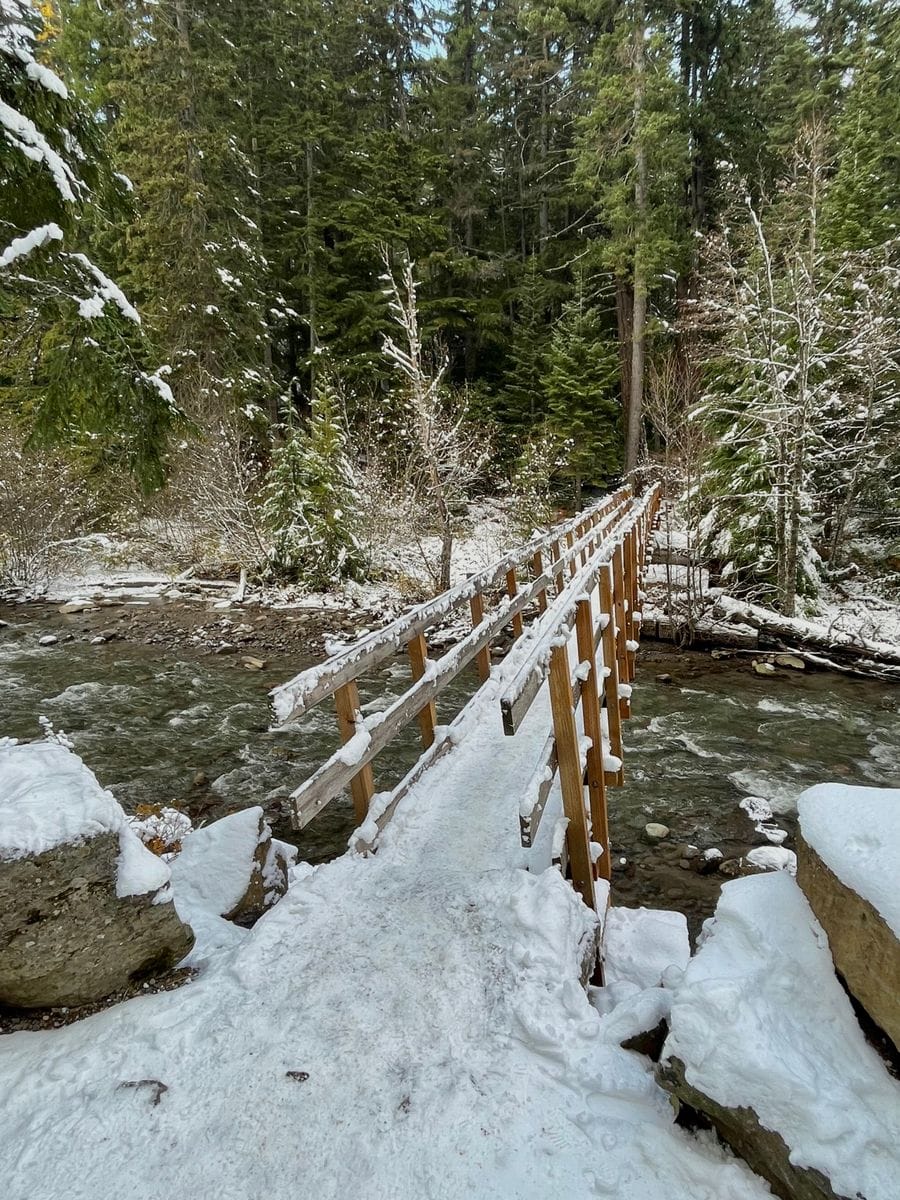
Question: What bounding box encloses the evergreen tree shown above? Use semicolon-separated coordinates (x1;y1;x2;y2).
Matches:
58;0;278;423
824;2;900;250
544;285;621;505
576;0;688;472
1;0;176;485
496;257;551;441
262;386;364;586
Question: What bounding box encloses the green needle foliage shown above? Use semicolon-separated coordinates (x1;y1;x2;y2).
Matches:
262;384;364;587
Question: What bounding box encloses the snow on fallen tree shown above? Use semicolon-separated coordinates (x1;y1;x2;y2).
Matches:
713;593;900;678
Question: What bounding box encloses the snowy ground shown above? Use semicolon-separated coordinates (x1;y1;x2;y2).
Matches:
0;626;771;1200
3;499;520;619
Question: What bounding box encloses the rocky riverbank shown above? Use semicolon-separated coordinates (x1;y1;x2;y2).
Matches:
0;596;371;662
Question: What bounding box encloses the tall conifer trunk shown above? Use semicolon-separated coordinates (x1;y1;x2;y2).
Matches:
626;0;647;474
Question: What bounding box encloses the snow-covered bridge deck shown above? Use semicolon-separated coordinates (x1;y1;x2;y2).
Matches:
271;487;656;906
0;488;771;1199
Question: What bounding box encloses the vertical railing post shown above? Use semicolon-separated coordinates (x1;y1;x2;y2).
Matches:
575;598;611;882
469;591;491;684
598;563;625;786
506;568;525;639
548;644;596;911
334;681;375;822
550;538;564;595
611;542;631;706
622;529;637;684
565;530;577;579
531;550;549;614
407;631;438;749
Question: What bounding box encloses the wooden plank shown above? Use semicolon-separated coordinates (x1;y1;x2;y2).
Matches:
506;568;525;639
518;734;557;848
272;489;632;724
291;572;554;829
548;644;595;910
407;631;437;749
351;720;460;855
575;598;611;882
469;592;491;683
598;563;625;786
334;681;375;823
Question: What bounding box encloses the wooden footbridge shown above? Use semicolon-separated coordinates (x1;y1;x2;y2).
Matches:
271;485;660;914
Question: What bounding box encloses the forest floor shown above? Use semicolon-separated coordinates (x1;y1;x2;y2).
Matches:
3;496;900;664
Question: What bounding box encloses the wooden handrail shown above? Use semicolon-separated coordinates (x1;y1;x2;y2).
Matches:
286;499;633;830
499;488;660;735
510;486;661;902
270;487;631;725
269;482;661;913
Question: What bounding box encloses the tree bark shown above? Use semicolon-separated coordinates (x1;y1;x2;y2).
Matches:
625;0;647;475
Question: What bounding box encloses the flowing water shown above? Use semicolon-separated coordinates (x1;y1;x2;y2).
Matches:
2;610;898;922
610;646;900;928
0;607;481;860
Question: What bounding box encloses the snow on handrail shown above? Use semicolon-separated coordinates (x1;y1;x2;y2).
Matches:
270;486;631;726
288;564;560;829
499;486;660;736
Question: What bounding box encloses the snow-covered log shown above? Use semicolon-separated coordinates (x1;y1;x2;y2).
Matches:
713;594;900;678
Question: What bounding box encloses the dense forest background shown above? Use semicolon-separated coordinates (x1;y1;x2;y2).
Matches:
2;0;899;612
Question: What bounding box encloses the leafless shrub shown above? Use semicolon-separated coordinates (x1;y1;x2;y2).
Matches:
145;421;269;573
0;432;93;588
380;251;490;592
644;347;708;640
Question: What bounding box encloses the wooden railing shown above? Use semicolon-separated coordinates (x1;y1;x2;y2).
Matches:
270;484;660;894
497;486;660;910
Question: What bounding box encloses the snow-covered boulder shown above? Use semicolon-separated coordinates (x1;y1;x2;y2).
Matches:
0;740;194;1008
659;872;900;1200
796;783;900;1052
171;806;296;931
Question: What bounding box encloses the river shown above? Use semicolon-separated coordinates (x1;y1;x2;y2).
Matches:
2;608;898;927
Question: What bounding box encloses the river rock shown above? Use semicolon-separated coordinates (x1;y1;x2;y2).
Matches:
775;653;805;670
796;831;900;1053
643;822;670;843
37;634;58;647
697;847;723;874
170;807;297;928
752;659;776;675
59;599;95;614
0;741;194;1008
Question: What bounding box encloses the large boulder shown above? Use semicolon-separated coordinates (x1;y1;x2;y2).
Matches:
796;784;900;1052
658;1056;841;1200
0;740;194;1008
660;873;900;1200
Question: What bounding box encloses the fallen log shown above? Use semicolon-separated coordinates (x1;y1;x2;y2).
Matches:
713;595;900;681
